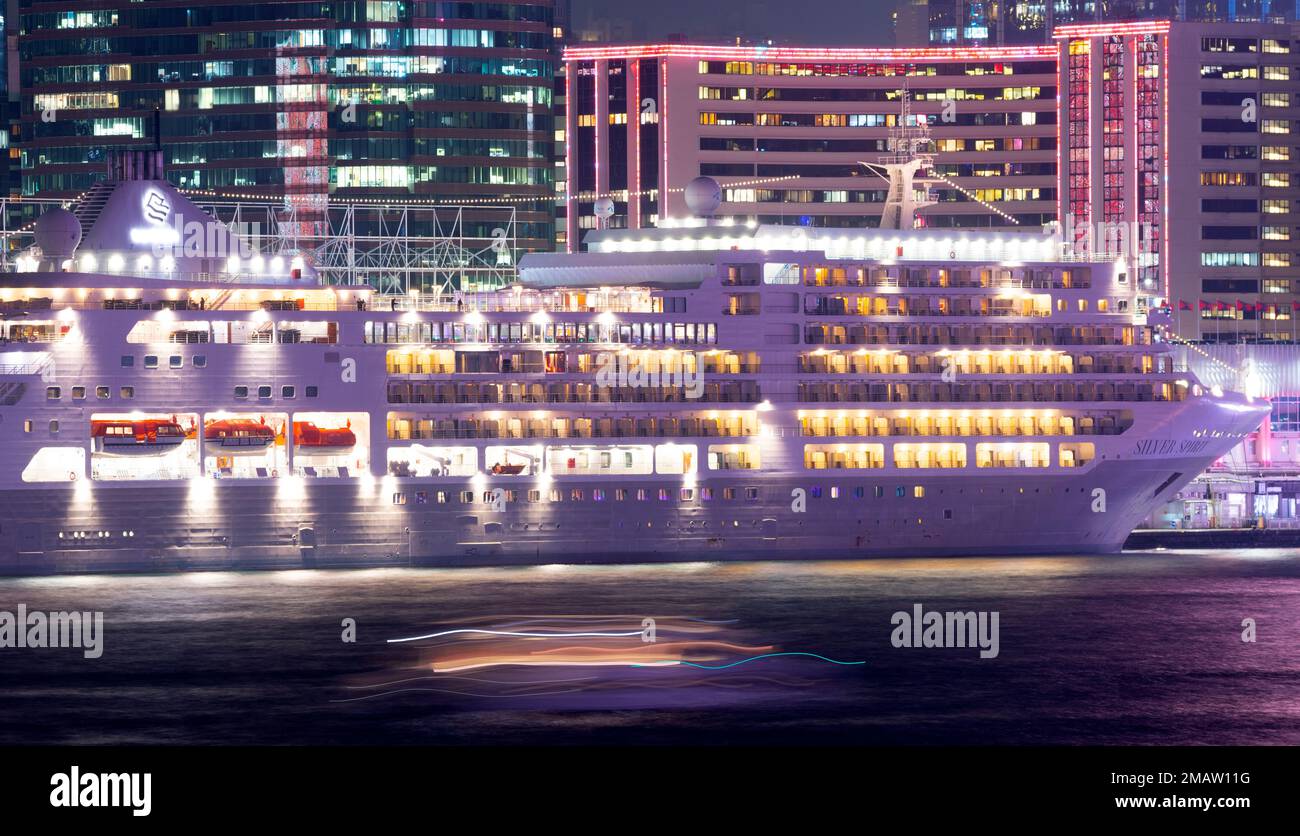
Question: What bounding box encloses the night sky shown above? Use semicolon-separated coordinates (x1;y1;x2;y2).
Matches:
571;0;899;46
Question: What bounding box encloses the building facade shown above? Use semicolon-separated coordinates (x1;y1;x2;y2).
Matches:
560;43;1060;251
1055;18;1300;340
14;0;558;253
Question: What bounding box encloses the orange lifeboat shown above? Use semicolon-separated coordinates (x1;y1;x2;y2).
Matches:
91;419;187;457
292;421;356;457
204;418;276;456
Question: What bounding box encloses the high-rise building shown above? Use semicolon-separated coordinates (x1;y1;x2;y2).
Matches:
14;1;558;253
1055;17;1300;341
560;42;1059;251
895;1;1294;46
1;2;17;200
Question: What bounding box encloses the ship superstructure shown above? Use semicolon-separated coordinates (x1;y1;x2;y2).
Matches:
0;166;1268;572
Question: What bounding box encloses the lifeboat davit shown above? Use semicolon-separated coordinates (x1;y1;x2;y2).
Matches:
204;418;276;456
292;421;356;457
91;419;187;457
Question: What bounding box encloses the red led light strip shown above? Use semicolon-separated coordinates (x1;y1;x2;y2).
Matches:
1162;34;1169;302
1051;20;1171;40
564;44;1056;62
565;67;576;252
661;59;669;221
631;58;641;230
1055;38;1062;231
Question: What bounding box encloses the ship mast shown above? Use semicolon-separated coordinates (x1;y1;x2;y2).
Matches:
859;87;937;230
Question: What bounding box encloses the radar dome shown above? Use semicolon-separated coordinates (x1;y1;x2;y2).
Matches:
683;176;722;217
33;207;82;261
593;197;616;219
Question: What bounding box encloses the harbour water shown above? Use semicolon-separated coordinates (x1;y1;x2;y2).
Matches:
1;550;1297;746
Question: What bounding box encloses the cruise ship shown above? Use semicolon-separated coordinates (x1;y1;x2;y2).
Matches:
0;151;1268;573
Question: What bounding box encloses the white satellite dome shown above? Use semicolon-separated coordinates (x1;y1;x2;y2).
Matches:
593;196;616;219
33;207;82;261
683;176;722;217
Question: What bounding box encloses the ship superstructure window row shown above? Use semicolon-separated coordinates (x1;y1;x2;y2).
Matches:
803;442;1093;470
804;324;1147;347
797;411;1132;438
384;349;760;375
387;413;758;441
798;381;1185;404
798;350;1164;375
386;381;761;405
803;293;1052;318
365;321;719;346
801;265;1090;289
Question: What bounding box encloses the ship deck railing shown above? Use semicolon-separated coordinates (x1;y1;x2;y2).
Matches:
0;357;52;375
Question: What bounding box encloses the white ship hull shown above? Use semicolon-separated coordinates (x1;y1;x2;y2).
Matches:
0;395;1266;574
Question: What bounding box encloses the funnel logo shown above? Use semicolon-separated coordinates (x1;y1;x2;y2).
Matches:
143;191;170;224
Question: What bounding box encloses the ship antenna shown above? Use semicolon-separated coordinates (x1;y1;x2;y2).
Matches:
856;83;937;230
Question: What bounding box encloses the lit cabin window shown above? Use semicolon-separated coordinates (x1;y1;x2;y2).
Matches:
96;386;109;399
49;420;60;434
71;386;86;400
46;386;60;399
120;387;134;399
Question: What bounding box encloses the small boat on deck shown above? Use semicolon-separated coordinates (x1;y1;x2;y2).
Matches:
293;421;357;457
204;418;276;455
91;419;187;456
